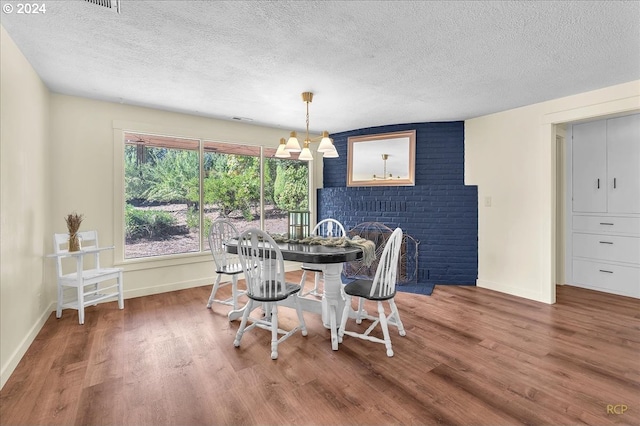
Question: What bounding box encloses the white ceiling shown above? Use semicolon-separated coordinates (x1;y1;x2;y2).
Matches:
1;0;639;134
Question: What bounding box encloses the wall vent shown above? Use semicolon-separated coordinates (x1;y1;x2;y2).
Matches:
84;0;120;13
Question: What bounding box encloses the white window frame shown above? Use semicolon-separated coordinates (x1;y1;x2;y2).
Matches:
112;120;316;270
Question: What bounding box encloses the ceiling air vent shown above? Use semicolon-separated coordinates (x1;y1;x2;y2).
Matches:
84;0;120;14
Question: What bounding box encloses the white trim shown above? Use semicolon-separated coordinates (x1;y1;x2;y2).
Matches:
476;279;548;304
542;96;640;125
1;301;55;390
541;95;640;304
564;125;574;286
111;120;312;267
563;113;640;297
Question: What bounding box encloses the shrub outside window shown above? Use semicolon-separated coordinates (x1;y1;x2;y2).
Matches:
124;133;308;259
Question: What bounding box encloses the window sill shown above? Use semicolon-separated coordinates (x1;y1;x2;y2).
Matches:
117;251;212;272
116;251;302;273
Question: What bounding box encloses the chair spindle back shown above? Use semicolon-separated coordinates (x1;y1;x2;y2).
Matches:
237;228;286;300
313;218;346;238
208;219;240;271
53;230;102;274
370;227;403;299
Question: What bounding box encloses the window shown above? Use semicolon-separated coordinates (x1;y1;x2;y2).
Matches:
123;133;308;259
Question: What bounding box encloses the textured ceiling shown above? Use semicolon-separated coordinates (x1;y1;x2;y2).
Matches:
1;0;639;133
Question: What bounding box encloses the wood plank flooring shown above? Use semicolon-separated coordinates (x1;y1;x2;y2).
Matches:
1;272;638;425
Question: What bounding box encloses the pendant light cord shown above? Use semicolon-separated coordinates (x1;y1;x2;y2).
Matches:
305;100;310;143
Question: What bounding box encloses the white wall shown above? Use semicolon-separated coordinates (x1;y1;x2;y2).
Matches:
0;27;51;388
465;80;640;304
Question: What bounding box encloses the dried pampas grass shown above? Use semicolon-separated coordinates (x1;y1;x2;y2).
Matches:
65;212;83;251
65;212;83;234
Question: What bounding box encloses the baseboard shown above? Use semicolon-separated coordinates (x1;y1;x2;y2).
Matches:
124;263;301;299
1;301;55;390
476;278;552;304
123;277;218;299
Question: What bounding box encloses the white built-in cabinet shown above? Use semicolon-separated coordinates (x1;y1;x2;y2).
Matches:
568;113;640;298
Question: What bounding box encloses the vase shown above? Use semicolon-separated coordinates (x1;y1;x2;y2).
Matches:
69;233;81;252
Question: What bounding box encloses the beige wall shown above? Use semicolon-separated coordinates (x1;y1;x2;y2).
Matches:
48;95;309;300
465;80;640;304
0;27;51;388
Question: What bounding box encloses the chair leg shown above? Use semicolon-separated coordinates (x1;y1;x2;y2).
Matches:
299;270;308;289
270;304;279;360
377;301;393;357
301;270;323;297
293;295;308;337
92;284;99;306
231;275;239;310
207;274;222;308
311;271;321;296
355;297;364;324
77;285;85;325
388;299;406;336
56;284;63;319
234;300;253;347
329;301;339;350
117;273;124;310
337;294;351;343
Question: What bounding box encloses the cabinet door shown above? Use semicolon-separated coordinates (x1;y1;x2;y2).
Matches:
572;120;607;213
607;114;640;214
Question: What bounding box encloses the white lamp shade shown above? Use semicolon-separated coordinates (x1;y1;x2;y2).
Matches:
322;147;339;158
317;132;335;152
285;131;301;152
275;141;291;158
298;146;314;161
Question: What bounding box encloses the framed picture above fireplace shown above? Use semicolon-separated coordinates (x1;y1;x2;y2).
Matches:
347;130;416;187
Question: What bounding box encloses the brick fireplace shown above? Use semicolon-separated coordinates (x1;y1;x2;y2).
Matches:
318;121;478;288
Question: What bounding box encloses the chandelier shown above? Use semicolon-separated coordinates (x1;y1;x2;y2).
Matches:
275;92;339;161
373;154;400;180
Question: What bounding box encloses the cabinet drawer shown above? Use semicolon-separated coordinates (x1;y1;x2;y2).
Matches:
572;215;640;235
572;259;640;298
572;233;640;265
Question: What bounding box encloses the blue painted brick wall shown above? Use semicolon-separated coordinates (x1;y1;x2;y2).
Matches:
319;122;478;285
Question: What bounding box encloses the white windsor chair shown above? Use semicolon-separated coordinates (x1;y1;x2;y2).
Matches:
299;218;346;297
234;228;308;360
337;227;406;357
206;218;246;315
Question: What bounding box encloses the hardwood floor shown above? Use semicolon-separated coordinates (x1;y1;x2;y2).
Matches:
1;272;638;425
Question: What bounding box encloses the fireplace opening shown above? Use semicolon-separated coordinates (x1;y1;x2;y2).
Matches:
344;222;419;285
